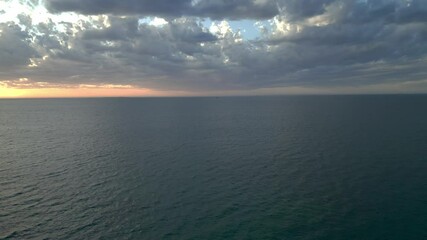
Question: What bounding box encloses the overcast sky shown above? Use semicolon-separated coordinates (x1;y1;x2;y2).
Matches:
1;0;427;95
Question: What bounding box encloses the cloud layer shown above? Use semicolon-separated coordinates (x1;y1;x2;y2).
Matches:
1;0;427;94
46;0;280;20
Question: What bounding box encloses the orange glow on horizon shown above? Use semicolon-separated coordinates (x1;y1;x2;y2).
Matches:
0;86;186;98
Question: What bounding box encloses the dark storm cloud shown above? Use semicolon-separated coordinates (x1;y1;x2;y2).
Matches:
277;0;335;20
0;22;38;71
43;0;351;21
41;0;427;24
46;0;427;23
45;0;279;20
327;0;427;24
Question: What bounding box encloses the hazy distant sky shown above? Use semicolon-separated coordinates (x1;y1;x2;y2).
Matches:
1;0;427;97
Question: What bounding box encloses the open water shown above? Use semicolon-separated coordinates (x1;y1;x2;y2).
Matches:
1;95;427;239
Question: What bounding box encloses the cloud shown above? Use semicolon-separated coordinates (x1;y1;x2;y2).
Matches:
0;22;38;71
45;0;279;20
1;0;427;94
46;0;427;23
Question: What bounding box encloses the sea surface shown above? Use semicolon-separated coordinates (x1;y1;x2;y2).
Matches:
1;95;427;239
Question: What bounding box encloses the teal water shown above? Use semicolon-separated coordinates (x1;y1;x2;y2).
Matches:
1;96;427;239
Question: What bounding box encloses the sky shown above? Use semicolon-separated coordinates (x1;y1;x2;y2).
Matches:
1;0;427;97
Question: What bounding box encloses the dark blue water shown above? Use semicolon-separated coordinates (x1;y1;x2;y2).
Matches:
1;96;427;239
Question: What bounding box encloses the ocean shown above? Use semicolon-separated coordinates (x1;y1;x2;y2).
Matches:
1;95;427;239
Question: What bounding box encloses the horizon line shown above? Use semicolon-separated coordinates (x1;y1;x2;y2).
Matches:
1;92;427;100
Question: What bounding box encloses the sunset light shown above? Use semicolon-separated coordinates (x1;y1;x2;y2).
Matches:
0;84;190;98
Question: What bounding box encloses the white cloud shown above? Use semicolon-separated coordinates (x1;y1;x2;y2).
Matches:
148;17;168;27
